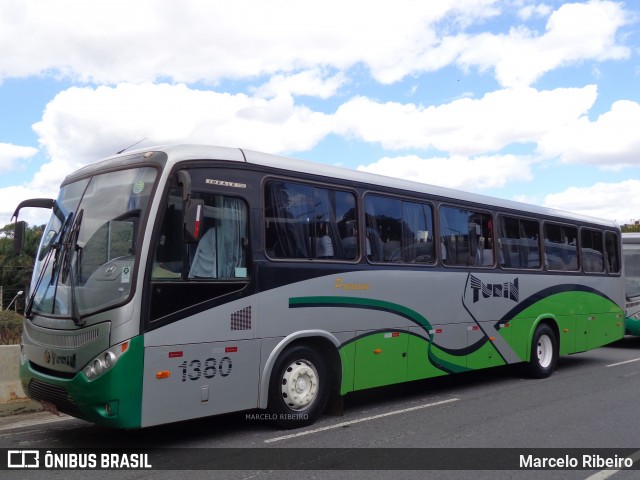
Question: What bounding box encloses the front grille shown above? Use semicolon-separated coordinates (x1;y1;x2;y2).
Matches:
25;323;99;349
28;379;84;418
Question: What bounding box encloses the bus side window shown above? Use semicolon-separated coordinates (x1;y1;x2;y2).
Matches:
152;191;249;280
440;206;493;267
152;190;184;279
543;223;578;271
498;216;540;269
364;195;435;265
265;181;357;261
605;231;620;273
581;228;604;273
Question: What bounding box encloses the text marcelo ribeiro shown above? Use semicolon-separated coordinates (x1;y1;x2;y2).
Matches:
520;454;633;469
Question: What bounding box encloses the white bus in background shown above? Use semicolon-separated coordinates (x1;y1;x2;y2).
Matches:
622;232;640;335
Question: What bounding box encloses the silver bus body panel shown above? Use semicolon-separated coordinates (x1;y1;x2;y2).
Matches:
139;266;622;425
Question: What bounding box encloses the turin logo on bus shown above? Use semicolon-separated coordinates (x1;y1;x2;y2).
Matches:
469;275;519;304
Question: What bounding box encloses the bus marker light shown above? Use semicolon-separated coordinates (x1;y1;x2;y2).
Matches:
373;349;382;354
121;341;129;353
436;328;443;334
194;204;202;238
489;336;495;341
564;328;569;333
156;371;171;379
169;351;183;358
225;346;238;353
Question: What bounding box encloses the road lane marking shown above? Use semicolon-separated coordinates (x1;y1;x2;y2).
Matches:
264;397;459;444
605;357;640;368
583;449;640;480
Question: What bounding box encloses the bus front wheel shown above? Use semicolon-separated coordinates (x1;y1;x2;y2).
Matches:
267;345;330;429
526;323;558;378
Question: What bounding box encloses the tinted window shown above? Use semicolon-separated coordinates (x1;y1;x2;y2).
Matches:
581;229;604;273
265;181;357;260
152;190;249;280
498;216;540;269
543;223;578;271
605;231;620;274
440;206;493;267
365;195;434;264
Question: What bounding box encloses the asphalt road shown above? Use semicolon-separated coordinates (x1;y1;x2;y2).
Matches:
3;337;640;480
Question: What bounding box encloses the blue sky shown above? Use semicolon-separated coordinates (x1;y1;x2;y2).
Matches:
1;0;639;226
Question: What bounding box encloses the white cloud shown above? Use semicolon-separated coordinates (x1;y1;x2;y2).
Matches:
334;86;597;154
518;3;552;21
537;100;640;169
0;143;38;173
544;179;640;223
0;1;629;90
456;0;630;87
27;83;334;195
357;153;533;191
0;185;51;225
20;80;620;215
0;0;500;85
252;69;347;100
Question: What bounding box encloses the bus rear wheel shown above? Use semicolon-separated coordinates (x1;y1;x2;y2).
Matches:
267;345;329;429
526;323;558;378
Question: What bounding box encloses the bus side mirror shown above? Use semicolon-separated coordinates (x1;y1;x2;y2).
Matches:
184;199;204;243
13;221;26;256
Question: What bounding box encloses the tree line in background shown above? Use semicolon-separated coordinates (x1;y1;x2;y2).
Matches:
1;223;44;344
1;222;44;310
622;224;640;233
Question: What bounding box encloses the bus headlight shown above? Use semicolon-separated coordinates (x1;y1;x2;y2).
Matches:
103;351;116;368
84;341;129;381
630;312;640;320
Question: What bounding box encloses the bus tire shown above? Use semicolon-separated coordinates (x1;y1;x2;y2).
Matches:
267;344;330;429
526;323;558;378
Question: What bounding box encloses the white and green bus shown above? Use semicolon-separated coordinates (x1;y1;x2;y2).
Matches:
13;145;624;429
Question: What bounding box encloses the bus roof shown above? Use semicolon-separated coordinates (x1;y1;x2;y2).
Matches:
71;144;620;229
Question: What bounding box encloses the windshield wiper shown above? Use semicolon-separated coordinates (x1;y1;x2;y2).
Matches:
61;209;84;326
26;212;73;318
25;245;56;318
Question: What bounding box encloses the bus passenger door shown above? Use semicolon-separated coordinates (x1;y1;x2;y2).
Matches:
353;330;408;390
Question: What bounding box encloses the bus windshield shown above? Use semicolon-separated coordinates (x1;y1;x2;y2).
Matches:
29;167;157;321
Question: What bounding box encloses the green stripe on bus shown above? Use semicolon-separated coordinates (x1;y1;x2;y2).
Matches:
289;296;434;333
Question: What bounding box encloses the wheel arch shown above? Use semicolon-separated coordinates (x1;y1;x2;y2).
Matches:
258;330;342;410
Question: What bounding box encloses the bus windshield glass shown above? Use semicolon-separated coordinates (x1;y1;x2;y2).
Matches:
30;167;157;320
